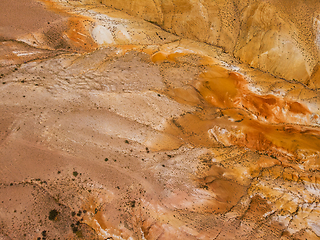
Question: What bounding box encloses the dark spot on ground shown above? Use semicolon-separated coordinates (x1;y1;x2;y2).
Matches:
48;209;59;221
235;119;243;122
72;226;78;233
129;200;135;208
73;171;78;177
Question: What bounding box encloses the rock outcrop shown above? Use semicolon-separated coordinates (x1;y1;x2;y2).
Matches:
99;0;320;84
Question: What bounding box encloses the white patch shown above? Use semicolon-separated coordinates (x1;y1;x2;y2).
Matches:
313;17;320;51
272;214;292;228
91;25;114;45
260;51;269;56
173;47;197;54
12;51;40;57
305;183;320;197
308;221;320;236
116;25;131;40
229;65;241;71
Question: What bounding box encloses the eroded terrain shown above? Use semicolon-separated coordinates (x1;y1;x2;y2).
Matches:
1;0;320;239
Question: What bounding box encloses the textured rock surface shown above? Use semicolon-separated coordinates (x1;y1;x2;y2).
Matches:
99;0;320;84
1;0;320;239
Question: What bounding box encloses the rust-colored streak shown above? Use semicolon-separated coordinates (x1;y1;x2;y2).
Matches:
144;53;320;158
224;108;320;155
195;66;312;124
250;110;318;155
195;72;241;108
151;51;169;62
164;107;320;158
65;16;98;52
151;51;186;63
288;101;311;114
142;49;320;169
39;0;97;52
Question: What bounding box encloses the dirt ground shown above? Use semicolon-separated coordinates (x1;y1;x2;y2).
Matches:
1;0;320;239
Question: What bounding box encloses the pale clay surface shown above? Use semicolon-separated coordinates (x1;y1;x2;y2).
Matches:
1;0;320;239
